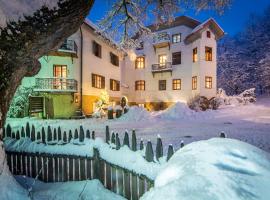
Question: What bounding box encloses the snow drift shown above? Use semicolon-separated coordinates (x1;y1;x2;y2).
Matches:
142;138;270;200
118;106;151;122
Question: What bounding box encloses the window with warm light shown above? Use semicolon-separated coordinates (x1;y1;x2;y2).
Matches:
205;76;212;89
172;33;181;43
135;80;145;91
92;73;105;89
159;80;166;90
110;79;120;91
158;54;167;66
193;48;198;62
172;79;181;90
205;46;212;61
135;56;145;69
192;76;197;90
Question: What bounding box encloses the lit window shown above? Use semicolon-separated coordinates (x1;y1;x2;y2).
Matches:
207;31;211;38
158;54;167;66
110;79;120;91
205;46;212;61
172;79;181;90
192;76;197;90
92;74;105;89
172;33;181;43
135;80;145;91
135;57;145;69
138;103;145;108
159;80;166;91
205;76;212;89
193;48;198;62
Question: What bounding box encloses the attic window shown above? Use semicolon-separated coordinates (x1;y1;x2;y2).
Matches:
207;31;211;38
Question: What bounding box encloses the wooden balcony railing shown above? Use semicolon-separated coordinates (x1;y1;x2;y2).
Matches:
35;77;78;92
59;39;77;53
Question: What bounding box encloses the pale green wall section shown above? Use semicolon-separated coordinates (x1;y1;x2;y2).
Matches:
22;56;76;87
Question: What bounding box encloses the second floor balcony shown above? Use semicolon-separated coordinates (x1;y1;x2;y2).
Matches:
152;62;173;76
58;39;78;54
34;77;78;93
153;32;170;50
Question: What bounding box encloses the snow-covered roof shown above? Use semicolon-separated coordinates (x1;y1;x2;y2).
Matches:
185;18;224;44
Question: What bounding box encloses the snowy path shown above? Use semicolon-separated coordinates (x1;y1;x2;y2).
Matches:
7;97;270;153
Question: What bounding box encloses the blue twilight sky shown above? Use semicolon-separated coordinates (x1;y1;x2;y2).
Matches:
87;0;270;36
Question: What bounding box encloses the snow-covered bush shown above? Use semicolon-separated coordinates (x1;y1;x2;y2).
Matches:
8;86;33;118
93;90;109;118
188;96;210;111
107;106;114;119
115;105;122;118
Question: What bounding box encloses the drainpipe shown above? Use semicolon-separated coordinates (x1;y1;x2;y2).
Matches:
79;27;83;114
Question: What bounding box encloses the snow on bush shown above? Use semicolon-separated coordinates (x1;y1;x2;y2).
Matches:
118;106;151;121
141;138;270;200
8;86;33;118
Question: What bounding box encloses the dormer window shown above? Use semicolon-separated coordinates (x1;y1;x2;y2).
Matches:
172;33;181;43
207;31;211;38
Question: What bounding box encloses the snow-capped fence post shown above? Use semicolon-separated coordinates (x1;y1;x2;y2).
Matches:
180;140;184;148
167;144;174;161
106;126;110;144
41;127;46;143
11;132;15;139
47;126;52;143
53;128;57;141
131;130;137;151
111;132;116;144
116;133;121;150
26;122;30;138
16;130;20;140
86;130;91;139
21;126;25;138
6;124;11;138
31;125;35;141
74;129;79;140
79;125;85;143
37;131;41;141
123;131;130;148
145;141;154;162
92;131;95;140
108;108;114;119
58;127;62;141
68;130;73;142
63;131;67;143
220;132;226;138
93;148;101;180
156;136;163;161
140;139;144;150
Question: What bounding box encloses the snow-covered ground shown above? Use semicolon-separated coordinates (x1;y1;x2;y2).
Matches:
7;96;270;153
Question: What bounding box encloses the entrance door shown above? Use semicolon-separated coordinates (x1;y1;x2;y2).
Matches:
53;65;67;89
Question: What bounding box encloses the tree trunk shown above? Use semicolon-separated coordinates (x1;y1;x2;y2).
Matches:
0;0;94;136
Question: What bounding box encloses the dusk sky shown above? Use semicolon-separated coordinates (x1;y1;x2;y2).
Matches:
88;0;270;36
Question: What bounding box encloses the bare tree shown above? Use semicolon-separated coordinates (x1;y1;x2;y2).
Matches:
98;0;231;48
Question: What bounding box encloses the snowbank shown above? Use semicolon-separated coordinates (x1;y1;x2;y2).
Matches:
0;141;29;200
118;106;151;122
141;138;270;200
16;176;124;200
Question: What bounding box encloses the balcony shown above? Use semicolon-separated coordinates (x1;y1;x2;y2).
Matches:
59;39;77;53
34;77;78;93
152;62;172;76
153;32;170;51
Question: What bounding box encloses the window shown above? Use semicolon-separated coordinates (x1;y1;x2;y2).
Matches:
136;42;144;50
138;103;145;108
53;65;67;89
159;80;166;90
135;80;145;91
192;76;197;90
193;48;198;62
207;31;211;38
158;54;167;66
92;73;105;89
110;52;119;66
172;33;181;43
92;41;102;58
172;79;181;90
110;79;120;91
205;46;212;61
172;52;181;65
135;56;145;69
205;76;212;89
